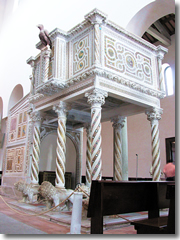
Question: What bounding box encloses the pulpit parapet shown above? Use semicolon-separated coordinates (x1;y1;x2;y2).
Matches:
27;8;168;106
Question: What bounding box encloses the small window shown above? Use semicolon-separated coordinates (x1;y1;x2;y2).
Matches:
162;63;174;96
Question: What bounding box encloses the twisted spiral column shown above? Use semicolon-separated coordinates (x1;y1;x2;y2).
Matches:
53;102;71;188
145;107;163;181
111;116;125;181
30;111;43;184
94;23;100;65
158;56;165;92
85;89;108;181
85;123;92;187
43;46;51;82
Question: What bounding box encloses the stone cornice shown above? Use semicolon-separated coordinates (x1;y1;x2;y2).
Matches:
34;67;165;99
29;93;45;103
84;8;107;25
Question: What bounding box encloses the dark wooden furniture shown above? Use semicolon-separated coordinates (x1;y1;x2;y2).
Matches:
38;171;72;189
166;182;175;233
87;180;174;234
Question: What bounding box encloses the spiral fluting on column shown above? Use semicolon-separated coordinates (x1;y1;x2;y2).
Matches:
55;118;66;186
85;89;108;181
43;47;51;82
53;101;70;188
114;130;122;180
31;125;41;183
151;122;161;181
91;109;102;180
145;107;163;181
112;116;125;181
85;125;92;187
94;24;100;65
158;58;165;92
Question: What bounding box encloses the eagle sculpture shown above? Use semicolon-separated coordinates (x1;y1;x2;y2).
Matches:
37;24;52;49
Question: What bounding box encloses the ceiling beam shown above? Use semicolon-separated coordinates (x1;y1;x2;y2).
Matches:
146;26;171;46
154;20;171;39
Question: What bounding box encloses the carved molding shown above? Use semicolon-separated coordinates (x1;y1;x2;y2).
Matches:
36;79;66;96
33;65;165;99
29;93;45;103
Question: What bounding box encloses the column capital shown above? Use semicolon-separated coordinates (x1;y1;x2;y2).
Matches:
85;89;108;106
30;111;44;124
145;107;163;122
53;101;71;118
111;116;125;129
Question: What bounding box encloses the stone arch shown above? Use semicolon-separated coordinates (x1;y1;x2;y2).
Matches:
126;0;175;37
8;84;23;112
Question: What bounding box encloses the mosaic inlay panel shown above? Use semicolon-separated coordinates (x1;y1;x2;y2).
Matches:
104;35;153;85
6;146;25;173
73;35;90;75
9;110;27;143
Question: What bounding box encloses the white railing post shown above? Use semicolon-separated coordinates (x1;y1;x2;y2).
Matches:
70;192;83;234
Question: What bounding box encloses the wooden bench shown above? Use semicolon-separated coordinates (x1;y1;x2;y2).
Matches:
87;180;174;234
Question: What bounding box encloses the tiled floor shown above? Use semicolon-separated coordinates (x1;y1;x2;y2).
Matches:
0;194;168;235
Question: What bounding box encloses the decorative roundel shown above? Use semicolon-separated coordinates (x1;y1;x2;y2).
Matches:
106;46;116;60
79;61;84;69
79;50;84;59
79;41;84;48
108;48;114;57
143;63;151;76
126;55;134;68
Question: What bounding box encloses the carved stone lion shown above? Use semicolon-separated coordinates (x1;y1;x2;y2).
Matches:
14;181;39;203
39;181;74;210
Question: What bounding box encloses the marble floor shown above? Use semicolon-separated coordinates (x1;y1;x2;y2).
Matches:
0;194;168;235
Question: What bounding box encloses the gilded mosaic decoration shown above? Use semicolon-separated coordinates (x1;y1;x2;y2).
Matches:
6;146;25;173
73;35;90;75
9;110;27;143
104;35;153;85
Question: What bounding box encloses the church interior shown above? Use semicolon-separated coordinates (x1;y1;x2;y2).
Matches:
0;0;175;235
